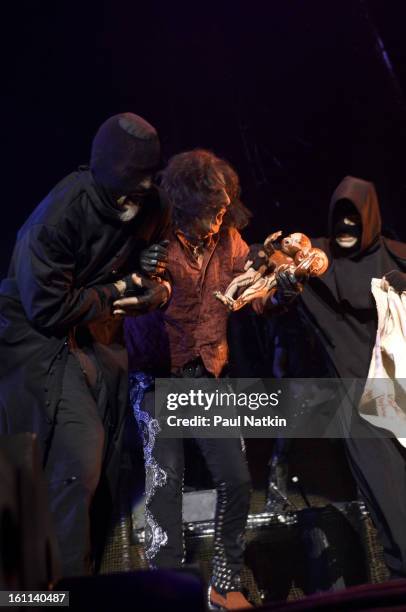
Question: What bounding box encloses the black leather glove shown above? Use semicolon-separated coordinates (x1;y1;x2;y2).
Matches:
274;269;303;305
121;273;145;297
113;274;171;317
384;270;406;293
139;240;169;276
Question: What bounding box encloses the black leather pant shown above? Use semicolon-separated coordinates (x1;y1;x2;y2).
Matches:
130;371;252;592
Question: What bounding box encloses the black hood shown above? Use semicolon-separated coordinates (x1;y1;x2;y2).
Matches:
90;112;160;196
328;175;381;257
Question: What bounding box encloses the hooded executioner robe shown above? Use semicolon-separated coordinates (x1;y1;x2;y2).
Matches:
297;176;406;576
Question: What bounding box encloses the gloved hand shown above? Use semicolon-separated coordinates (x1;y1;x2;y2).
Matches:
384;270;406;293
139;240;169;276
273;268;304;305
113;274;171;317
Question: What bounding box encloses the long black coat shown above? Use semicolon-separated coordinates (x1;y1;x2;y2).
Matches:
0;168;169;486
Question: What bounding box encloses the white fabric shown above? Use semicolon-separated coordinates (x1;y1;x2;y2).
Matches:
359;278;406;446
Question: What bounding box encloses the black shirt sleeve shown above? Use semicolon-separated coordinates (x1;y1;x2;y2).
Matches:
15;223;120;333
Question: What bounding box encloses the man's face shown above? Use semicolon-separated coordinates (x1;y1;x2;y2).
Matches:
198;189;231;237
190;172;231;239
333;199;362;250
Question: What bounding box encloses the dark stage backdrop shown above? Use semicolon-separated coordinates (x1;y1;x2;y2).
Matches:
3;0;406;276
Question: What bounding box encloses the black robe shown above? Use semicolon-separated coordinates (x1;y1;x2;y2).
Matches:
300;176;406;380
270;178;406;574
0;168;169;488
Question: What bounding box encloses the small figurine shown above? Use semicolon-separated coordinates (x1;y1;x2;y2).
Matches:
214;231;328;311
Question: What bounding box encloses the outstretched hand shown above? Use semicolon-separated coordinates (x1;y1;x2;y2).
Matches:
273;268;305;305
113;273;170;317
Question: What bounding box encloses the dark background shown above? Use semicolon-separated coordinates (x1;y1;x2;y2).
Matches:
3;0;406;279
4;0;406;497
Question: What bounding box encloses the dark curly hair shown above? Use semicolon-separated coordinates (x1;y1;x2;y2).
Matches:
159;149;251;232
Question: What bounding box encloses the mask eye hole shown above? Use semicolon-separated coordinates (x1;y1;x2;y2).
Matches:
343;215;360;226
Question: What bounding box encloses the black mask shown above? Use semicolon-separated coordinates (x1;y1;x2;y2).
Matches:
332;199;362;254
90;113;160;196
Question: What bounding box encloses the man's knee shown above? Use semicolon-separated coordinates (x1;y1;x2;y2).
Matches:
216;470;252;502
77;424;105;494
46;421;105;497
213;454;251;491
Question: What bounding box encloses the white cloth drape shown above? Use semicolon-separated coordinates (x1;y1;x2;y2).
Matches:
359;278;406;446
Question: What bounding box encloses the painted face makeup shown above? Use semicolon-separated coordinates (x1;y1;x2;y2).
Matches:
196;186;231;238
332;199;362;251
335;215;361;248
116;175;154;222
116;195;142;222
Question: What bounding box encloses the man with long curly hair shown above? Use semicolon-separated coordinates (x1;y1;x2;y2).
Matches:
122;149;263;609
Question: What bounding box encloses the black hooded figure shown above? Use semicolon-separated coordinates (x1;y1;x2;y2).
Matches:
271;176;406;577
0;112;170;578
304;176;406;380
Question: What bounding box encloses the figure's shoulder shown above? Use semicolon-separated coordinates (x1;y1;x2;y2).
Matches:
17;171;86;237
383;236;406;261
